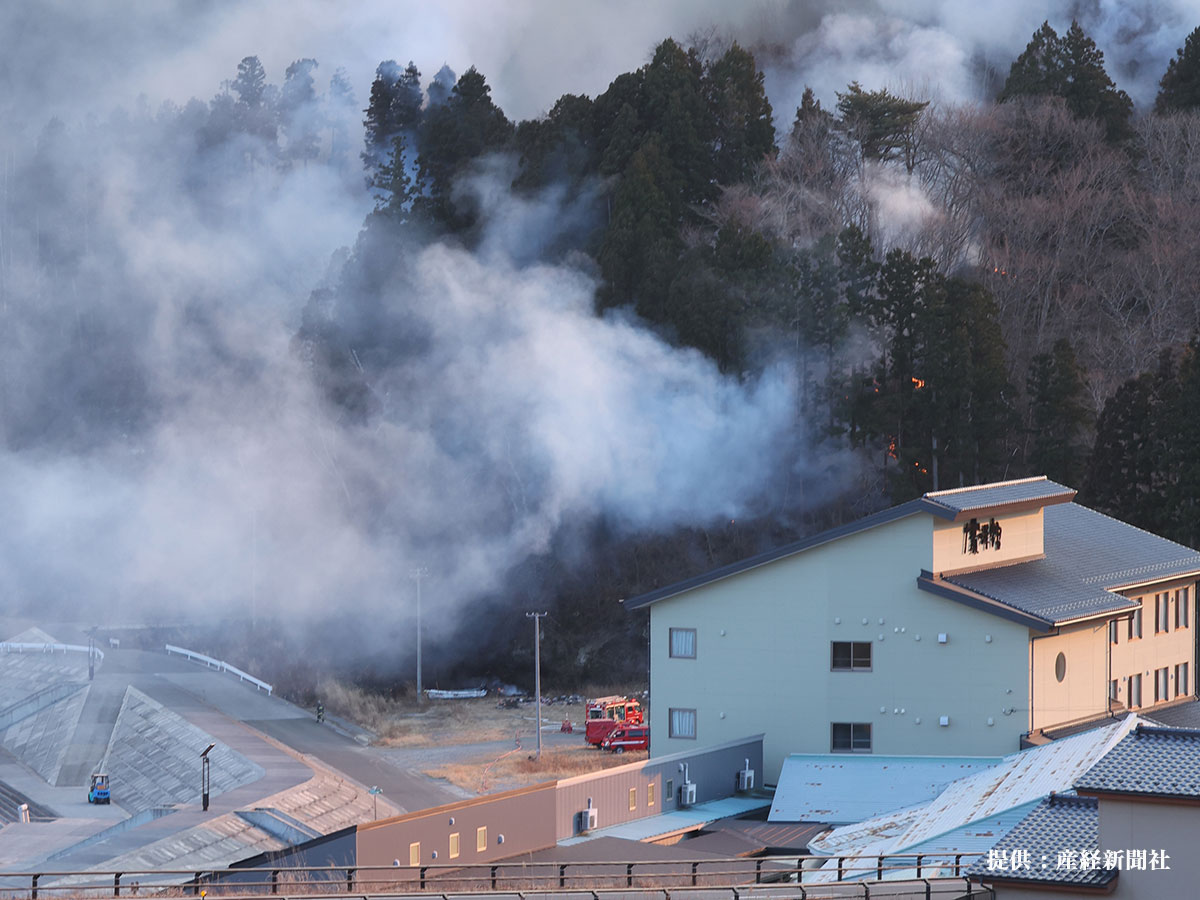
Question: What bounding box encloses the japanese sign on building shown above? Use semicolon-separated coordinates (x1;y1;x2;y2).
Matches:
962;517;1002;555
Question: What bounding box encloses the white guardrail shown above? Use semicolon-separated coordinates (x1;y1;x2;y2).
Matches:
164;644;273;694
0;641;104;661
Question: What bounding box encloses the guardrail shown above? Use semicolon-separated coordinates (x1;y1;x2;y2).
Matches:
0;641;104;662
165;645;273;694
0;854;991;899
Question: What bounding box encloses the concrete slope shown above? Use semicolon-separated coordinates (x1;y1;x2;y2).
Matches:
3;686;89;784
0;652;88;709
99;687;263;815
55;675;129;787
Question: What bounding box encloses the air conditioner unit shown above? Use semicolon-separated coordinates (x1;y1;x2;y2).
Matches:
679;782;697;807
736;768;755;792
578;807;598;832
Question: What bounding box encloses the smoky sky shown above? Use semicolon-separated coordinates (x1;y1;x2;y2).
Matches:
1;0;1197;654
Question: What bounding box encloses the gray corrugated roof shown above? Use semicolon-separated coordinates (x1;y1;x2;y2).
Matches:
923;477;1075;518
945;503;1200;624
966;795;1114;887
1075;724;1200;797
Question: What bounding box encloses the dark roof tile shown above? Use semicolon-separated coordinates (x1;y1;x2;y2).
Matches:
1075;725;1200;797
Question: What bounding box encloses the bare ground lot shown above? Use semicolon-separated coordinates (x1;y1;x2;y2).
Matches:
319;679;648;794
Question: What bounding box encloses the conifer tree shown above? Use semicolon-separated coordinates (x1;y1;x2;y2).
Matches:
1026;339;1092;487
1155;25;1200;113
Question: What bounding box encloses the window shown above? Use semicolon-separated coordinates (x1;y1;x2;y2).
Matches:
476;826;487;852
1177;588;1191;629
1155;667;1170;702
669;628;697;658
831;641;872;671
1177;662;1190;697
1055;652;1067;683
1128;673;1142;708
629;787;637;811
1129;607;1143;640
831;722;872;753
1110;679;1119;701
669;708;697;739
409;842;421;867
665;779;674;803
648;783;655;807
1109;620;1119;645
1156;593;1170;634
449;832;459;859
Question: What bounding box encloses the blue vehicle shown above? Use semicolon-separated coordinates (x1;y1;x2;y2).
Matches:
88;773;110;804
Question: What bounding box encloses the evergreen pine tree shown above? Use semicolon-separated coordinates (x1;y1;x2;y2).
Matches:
1155;25;1200;113
1026;338;1092;487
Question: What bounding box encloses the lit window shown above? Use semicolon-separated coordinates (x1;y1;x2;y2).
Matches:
648;783;656;807
831;722;872;753
831;641;872;671
669;628;697;659
449;833;459;859
477;826;487;852
629;787;637;811
669;708;697;739
409;842;420;867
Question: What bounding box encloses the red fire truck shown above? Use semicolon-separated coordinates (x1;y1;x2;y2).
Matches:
585;695;643;747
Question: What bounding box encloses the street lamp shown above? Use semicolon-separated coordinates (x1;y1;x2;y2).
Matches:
526;611;548;759
410;567;429;702
200;743;215;811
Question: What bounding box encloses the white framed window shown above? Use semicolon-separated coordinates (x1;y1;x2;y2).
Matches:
669;708;697;739
831;722;872;753
831;641;872;671
669;628;697;659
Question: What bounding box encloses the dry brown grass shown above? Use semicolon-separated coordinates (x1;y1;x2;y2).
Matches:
424;744;647;793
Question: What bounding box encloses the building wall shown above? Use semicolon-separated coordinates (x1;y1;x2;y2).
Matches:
356;783;557;870
1030;621;1109;732
1110;578;1197;712
554;736;763;838
1098;796;1195;900
649;514;1031;783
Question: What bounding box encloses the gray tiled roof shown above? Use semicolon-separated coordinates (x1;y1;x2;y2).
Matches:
945;503;1200;624
923;477;1075;518
967;795;1114;887
1075;725;1200;797
1143;700;1200;729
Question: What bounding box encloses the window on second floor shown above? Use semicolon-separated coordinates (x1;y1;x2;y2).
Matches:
1129;607;1143;640
1156;593;1170;634
1109;620;1119;645
1177;588;1191;630
831;641;872;671
831;722;872;753
669;628;697;659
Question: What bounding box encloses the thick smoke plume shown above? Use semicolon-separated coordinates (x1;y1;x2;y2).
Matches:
2;0;1196;673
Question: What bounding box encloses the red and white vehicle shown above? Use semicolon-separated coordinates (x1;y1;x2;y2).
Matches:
601;724;649;753
585;695;643;747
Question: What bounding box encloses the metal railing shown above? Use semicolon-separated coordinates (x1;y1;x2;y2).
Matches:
0;853;990;899
164;645;273;694
0;642;104;662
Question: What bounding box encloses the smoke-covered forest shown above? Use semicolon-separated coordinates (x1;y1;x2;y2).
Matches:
6;4;1200;693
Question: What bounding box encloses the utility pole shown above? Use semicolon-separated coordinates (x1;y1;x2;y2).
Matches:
411;567;429;702
526;611;548;759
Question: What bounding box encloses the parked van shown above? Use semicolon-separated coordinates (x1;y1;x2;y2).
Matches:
601;725;649;753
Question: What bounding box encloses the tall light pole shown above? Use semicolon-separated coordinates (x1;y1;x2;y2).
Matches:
200;743;215;812
526;611;548;759
410;567;429;702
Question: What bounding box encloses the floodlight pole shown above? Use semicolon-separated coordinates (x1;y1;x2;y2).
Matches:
200;743;215;812
411;567;429;703
526;611;548;759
